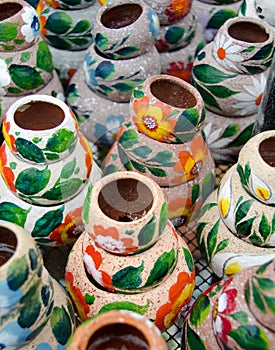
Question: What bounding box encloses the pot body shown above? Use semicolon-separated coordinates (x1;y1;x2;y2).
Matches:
0;220;75;349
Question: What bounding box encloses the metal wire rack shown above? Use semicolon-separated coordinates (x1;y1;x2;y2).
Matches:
41;163;229;350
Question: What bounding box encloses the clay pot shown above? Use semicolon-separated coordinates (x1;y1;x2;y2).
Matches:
183;259;275;349
67;310;168;350
0;94;102;246
0;0;40;52
0;220;75;348
83;43;161;102
91;0;160;59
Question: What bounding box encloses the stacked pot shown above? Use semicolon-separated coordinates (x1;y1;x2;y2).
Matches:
196;130;275;280
0;220;76;348
0;0;64;119
145;0;205;82
65;170;196;331
102;74;215;228
66;0;161;148
192;16;275;164
36;0;100;87
0;94;102;247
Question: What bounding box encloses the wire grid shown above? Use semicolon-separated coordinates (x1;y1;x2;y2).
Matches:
42;163;229;350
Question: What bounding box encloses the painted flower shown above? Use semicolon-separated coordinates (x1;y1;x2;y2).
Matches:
21;6;40;43
65;271;90;321
83;244;114;291
0;144;16;192
213;32;244;72
94;114;125;146
45;0;60;8
2;116;16;152
36;1;48;35
79;133;93;179
168;197;192;224
92;225;138;254
0;59;11;96
173;133;207;181
155;269;195;330
132;96;176;142
164;0;191;23
155;38;169;52
166;61;193;82
218;196;230;218
224;261;243;277
232;74;266;116
49;207;84;245
251;170;271;202
213;278;237;344
147;8;160;41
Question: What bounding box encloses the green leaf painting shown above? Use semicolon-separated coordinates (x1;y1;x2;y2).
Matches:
31;206;64;237
190;294;210;330
228;325;269;350
15;167;51;195
36;40;53;73
50;306;72;344
9;65;44;90
0;22;18;42
112;261;144;289
7;256;28;290
15;138;46;163
45;12;73;34
0;202;30;227
138;215;156;246
99;299;151;315
18;282;41;328
46;129;76;153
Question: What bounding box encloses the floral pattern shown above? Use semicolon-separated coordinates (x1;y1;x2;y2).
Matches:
164;0;191;23
21;6;40;43
91;225;138;254
166;61;193;82
0;143;16;192
36;1;48;35
0;60;11;96
94;114;125;146
132;96;176;142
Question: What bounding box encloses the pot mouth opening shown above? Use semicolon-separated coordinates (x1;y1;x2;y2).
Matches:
228;21;269;43
98;178;154;222
150;78;197;109
0;2;22;21
86;323;150;350
14;101;65;131
0;227;17;267
259;136;275;167
101;3;142;29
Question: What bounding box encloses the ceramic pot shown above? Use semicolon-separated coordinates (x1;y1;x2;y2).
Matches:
66;68;129;147
0;0;40;52
183;259;275;349
83;43;161;102
0;94;102;246
192;0;242;43
83;171;168;254
255;0;275;27
0;220;75;348
155;9;197;52
143;0;192;26
44;0;96;9
1;37;53;96
67;310;168;350
91;0;160;60
130;74;206;143
37;0;96;51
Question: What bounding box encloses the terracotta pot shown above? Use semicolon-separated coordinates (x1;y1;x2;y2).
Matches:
0;0;40;52
130;74;206;143
67;310;168;350
0;220;75;348
83;171;168;254
83;43;161;102
37;0;97;51
183;259;275;349
143;0;192;26
91;0;160;60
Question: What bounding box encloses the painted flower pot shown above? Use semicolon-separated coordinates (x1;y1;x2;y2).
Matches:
0;220;75;349
91;0;160;60
83;171;169;255
130;74;206;144
66;68;129;147
83;43;161;102
143;0;192;26
1;37;54;96
0;94;102;246
37;0;97;51
183;259;275;349
67;310;168;350
66;221;195;330
0;0;40;52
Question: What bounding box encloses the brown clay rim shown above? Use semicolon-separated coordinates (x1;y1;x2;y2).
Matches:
87;323;150;350
150;77;197;109
98;178;154;222
0;2;22;21
0;227;17;267
259;136;275;167
14;101;65;131
101;4;142;29
228;20;269;43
